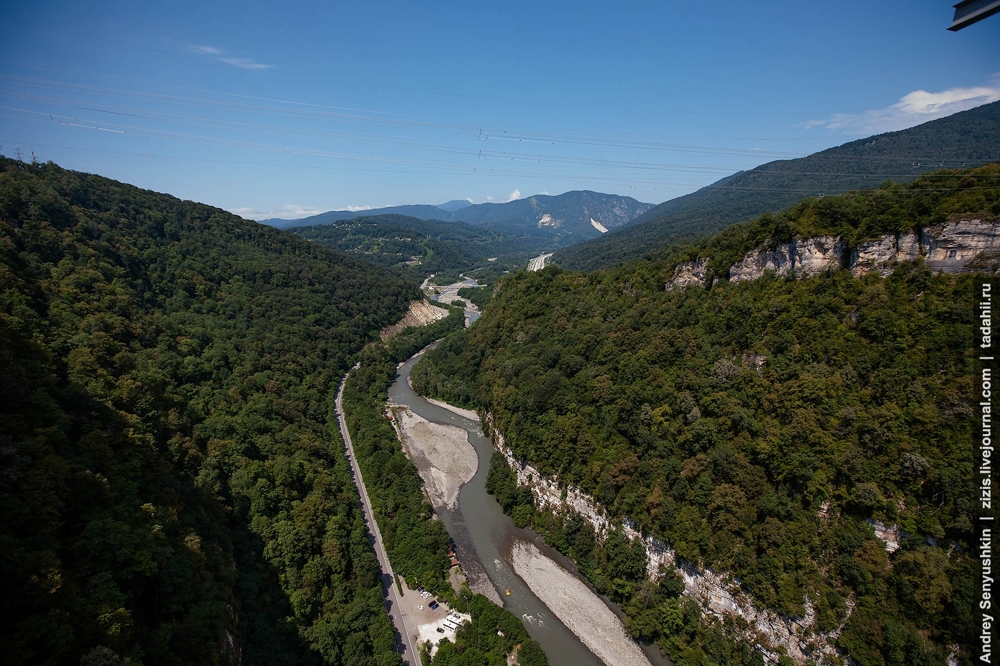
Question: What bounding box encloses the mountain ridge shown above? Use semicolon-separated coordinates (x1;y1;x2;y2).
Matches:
553;100;1000;271
262;190;654;249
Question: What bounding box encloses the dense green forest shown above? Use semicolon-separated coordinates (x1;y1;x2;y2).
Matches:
340;311;547;665
0;158;421;665
554;100;1000;270
412;167;998;665
290;214;534;284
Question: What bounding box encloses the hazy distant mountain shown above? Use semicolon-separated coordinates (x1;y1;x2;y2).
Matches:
262;190;654;248
553;100;1000;270
263;204;447;229
436;199;473;212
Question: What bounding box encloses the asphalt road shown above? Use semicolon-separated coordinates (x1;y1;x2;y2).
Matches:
336;368;420;666
528;252;553;271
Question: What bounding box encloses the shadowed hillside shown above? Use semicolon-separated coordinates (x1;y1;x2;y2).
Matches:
0;158;418;665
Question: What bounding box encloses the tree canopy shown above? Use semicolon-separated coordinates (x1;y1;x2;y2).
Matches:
0;158;419;665
413;166;998;665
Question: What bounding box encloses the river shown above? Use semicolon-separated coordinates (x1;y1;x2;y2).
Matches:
427;276;482;326
388;354;673;666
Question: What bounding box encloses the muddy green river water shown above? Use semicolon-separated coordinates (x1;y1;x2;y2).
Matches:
388;352;672;666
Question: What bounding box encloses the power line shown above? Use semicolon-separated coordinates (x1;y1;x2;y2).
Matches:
8;141;995;197
2;101;993;182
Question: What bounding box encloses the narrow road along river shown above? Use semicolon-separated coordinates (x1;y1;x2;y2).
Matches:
389;353;672;666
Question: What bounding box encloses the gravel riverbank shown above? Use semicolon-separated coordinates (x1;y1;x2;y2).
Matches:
394;407;478;510
510;540;653;666
423;396;479;421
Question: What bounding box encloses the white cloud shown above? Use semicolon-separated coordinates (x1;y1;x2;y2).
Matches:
485;195;495;202
219;57;275;71
506;189;521;202
189;44;274;70
191;45;224;55
344;205;377;212
805;78;1000;134
230;203;322;220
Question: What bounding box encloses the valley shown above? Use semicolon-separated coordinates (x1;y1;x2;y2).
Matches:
2;64;998;666
387;352;667;666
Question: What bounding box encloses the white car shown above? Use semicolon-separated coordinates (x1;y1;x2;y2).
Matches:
417;605;424;611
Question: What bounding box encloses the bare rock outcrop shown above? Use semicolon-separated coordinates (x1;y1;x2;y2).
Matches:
794;236;846;276
666;258;708;290
380;299;449;340
849;232;921;277
923;218;1000;273
666;218;999;290
728;244;796;283
730;236;844;283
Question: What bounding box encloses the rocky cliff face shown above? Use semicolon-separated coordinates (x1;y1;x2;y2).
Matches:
586;199;655;231
667;218;998;290
484;414;848;665
849;232;921;277
666;257;708;290
924;218;1000;272
729;236;845;284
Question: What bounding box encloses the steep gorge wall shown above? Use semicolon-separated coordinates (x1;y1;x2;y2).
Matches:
667;218;999;289
483;414;848;665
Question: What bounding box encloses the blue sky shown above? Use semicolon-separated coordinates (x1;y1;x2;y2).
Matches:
1;1;997;219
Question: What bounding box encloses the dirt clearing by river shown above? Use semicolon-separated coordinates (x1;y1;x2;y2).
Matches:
510;540;653;666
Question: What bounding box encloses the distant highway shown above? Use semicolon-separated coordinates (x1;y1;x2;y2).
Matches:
528;252;553;271
336;369;420;666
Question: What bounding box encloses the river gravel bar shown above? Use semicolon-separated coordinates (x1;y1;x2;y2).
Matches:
510;540;652;666
395;408;478;509
424;397;479;421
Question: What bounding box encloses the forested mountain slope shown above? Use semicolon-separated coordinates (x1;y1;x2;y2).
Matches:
554;100;1000;271
0;158;419;665
412;166;998;665
290;214;535;283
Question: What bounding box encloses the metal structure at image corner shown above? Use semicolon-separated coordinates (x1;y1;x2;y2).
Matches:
948;0;1000;30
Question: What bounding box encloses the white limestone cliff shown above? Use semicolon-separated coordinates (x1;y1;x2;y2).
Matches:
729;236;844;284
665;218;998;290
666;258;708;290
484;413;849;664
922;218;1000;273
849;232;921;277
